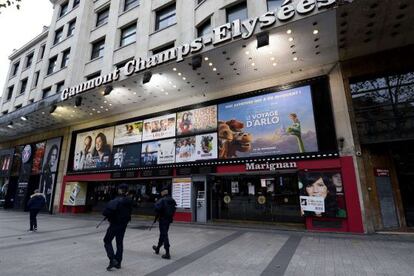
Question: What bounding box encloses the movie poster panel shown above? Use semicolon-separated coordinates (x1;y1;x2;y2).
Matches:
298;171;346;218
31;142;46;175
142;114;176;141
176;105;217;136
195;133;218;160
218;86;318;159
141;141;158;166
73;126;115;171
0;149;14;177
112;143;141;168
158;139;176;164
113;121;143;145
39;137;62;213
175;136;196;163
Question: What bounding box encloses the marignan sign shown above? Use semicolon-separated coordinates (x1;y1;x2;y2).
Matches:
61;0;337;101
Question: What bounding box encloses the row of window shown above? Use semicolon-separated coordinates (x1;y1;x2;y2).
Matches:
47;48;71;75
54;19;76;45
59;0;80;18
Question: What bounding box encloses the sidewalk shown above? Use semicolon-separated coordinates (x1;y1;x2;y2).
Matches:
1;210;413;276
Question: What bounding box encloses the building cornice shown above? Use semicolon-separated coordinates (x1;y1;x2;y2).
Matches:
8;28;49;60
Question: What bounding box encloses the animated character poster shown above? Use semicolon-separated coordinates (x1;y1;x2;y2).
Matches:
195;133;218;160
157;139;176;164
176;105;217;136
175;136;196;163
111;143;141;168
218;86;318;159
113;121;143;145
142;114;176;141
141;141;158;166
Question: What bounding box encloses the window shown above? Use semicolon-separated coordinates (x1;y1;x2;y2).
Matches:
115;59;133;70
42;87;52;99
47;56;58;75
11;61;19;76
59;1;69;17
25;53;34;68
86;71;101;80
2;110;8;115
14;104;22;110
124;0;139;11
73;0;80;8
91;38;105;60
120;23;136;47
197;18;211;37
7;86;14;101
19;78;28;94
61;48;71;68
54;27;64;45
267;0;283;11
155;3;176;31
152;42;175;55
226;1;247;23
39;45;46;60
197;0;204;4
96;6;110;27
68;19;76;36
33;71;40;88
56;81;65;93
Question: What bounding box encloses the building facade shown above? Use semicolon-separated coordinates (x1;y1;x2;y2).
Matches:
0;0;413;233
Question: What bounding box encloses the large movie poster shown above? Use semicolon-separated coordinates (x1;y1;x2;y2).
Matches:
175;136;196;163
73;126;115;170
0;149;14;177
157;139;176;164
176;105;217;136
31;142;46;175
112;143;141;168
114;121;143;145
195;133;218;160
298;171;346;218
142;114;176;141
39;137;62;212
141;141;158;166
218;86;318;159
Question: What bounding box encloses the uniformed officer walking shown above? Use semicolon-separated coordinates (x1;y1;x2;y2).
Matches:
152;187;177;259
102;183;133;271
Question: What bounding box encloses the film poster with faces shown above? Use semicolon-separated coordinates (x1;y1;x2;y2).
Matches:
175;136;196;162
217;86;318;159
0;149;14;177
73;126;115;170
112;143;141;168
113;120;143;145
298;171;346;218
14;144;34;209
176;105;217;136
31;142;46;175
39;137;62;212
142;114;176;141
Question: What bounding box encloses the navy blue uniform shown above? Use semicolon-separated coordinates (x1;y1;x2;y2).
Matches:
27;193;46;231
154;196;177;252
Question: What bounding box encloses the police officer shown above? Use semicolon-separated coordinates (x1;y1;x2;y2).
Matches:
152;187;177;259
102;183;133;271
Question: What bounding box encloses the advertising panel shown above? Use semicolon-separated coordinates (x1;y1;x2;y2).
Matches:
141;141;158;166
172;178;192;209
195;133;218;160
157;139;176;164
142;113;176;141
31;142;46;175
73;126;115;170
111;143;141;168
0;149;14;177
175;136;196;163
176;105;217;136
63;182;87;206
298;171;346;218
113;121;143;145
218;86;318;159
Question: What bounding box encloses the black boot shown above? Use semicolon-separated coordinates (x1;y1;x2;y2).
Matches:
106;259;119;271
152;245;160;255
162;248;171;259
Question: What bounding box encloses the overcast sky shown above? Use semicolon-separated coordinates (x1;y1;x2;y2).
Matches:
0;0;53;98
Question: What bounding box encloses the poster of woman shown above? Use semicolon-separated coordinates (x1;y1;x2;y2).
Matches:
113;121;143;145
176;105;217;136
175;136;196;163
31;142;46;175
142;114;176;141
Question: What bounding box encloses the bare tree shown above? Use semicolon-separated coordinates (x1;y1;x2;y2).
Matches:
0;0;22;13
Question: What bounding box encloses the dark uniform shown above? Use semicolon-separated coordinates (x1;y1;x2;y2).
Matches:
152;191;176;259
27;192;46;232
102;185;133;271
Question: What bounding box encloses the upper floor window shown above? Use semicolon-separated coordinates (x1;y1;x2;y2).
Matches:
42;87;52;99
91;38;105;60
14;104;22;110
25;52;34;68
197;18;211;37
7;86;14;101
47;56;58;75
11;61;19;77
115;58;133;70
61;48;71;68
38;45;46;61
155;2;176;31
124;0;139;11
197;0;205;4
267;0;283;11
54;27;64;45
2;110;8;115
96;6;110;27
152;42;175;55
59;1;69;17
86;71;101;80
33;71;40;88
19;78;28;94
56;81;65;93
226;1;247;23
68;19;76;36
120;23;137;47
73;0;80;8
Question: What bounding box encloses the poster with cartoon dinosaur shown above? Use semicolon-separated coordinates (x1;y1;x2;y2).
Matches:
218;86;318;159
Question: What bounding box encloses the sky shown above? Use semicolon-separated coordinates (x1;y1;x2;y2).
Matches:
0;0;53;98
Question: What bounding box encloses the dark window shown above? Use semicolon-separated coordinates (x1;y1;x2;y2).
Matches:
68;19;76;36
267;0;283;11
7;86;14;100
19;78;28;94
86;71;101;80
96;6;110;27
12;62;19;76
155;3;176;31
15;104;22;110
152;42;175;55
33;71;40;88
226;1;248;23
2;110;8;115
56;81;65;93
197;18;211;37
91;38;105;60
73;0;80;8
47;56;58;75
61;48;71;68
197;0;204;4
54;27;64;45
59;1;69;17
115;58;133;70
42;87;52;99
39;45;46;60
124;0;139;11
26;53;34;68
120;23;136;47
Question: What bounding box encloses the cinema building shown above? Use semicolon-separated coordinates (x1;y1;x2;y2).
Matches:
0;0;413;234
